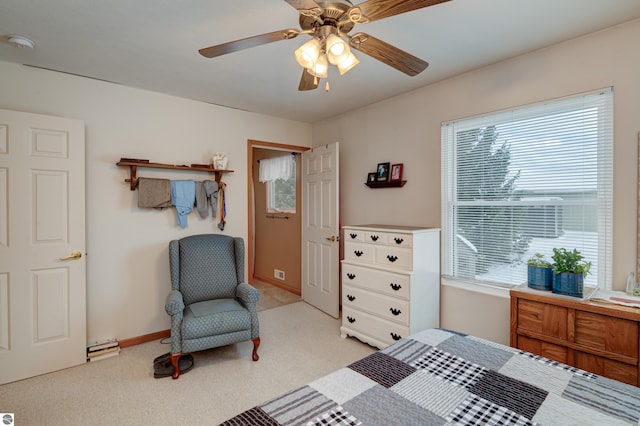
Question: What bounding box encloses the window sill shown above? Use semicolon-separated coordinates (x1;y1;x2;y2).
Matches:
441;276;512;299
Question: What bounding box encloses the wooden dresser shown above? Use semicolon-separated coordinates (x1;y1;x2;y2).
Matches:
510;284;640;386
340;225;440;349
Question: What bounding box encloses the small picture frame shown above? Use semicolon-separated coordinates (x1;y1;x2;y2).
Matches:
376;162;390;182
367;172;377;183
390;163;403;182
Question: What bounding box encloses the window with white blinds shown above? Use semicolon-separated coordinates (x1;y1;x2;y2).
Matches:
441;88;613;289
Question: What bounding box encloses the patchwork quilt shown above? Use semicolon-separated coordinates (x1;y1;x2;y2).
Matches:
221;328;640;425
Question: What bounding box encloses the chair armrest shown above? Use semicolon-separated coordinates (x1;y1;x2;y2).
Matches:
165;290;185;316
236;282;260;304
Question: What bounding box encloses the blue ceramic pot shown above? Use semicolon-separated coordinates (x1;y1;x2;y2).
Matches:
528;266;553;290
552;272;584;298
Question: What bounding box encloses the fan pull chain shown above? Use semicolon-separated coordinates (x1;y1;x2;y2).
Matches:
325;80;330;92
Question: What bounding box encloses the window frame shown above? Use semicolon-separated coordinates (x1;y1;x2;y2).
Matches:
265;160;297;214
441;88;613;290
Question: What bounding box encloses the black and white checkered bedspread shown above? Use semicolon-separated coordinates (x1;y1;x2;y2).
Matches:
221;328;640;425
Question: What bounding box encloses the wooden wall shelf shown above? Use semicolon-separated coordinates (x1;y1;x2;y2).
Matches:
365;180;407;188
116;159;233;190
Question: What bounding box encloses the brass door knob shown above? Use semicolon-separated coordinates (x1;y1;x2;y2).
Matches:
60;251;82;261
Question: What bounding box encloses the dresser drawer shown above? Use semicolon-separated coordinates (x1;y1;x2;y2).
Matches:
344;229;365;242
344;242;375;264
516;299;568;340
575;351;638;386
516;334;569;365
343;284;409;325
385;233;413;248
365;231;387;244
375;245;412;270
574;311;639;359
342;307;409;346
341;263;410;299
363;231;413;248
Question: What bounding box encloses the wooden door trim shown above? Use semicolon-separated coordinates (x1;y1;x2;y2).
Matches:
247;139;310;285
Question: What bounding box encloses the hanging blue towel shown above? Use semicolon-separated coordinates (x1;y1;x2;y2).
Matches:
171;180;195;227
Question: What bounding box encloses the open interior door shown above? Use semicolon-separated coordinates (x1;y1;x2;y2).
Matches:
301;143;339;318
0;108;86;384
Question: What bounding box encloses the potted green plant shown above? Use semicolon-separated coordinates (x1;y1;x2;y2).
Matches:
551;248;592;297
527;253;553;290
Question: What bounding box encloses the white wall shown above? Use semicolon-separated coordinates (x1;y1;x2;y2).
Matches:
0;61;312;342
314;19;640;345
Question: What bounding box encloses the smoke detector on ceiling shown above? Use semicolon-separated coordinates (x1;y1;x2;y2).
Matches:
7;35;35;49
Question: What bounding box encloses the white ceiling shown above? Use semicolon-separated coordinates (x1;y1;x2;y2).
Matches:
1;0;639;123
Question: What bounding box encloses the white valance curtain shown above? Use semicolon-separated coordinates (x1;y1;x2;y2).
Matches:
259;155;294;182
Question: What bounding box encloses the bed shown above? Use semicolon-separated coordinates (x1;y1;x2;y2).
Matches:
221;328;640;425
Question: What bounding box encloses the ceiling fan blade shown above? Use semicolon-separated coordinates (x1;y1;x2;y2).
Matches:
199;29;299;58
298;69;319;91
349;0;450;23
350;32;428;76
284;0;322;12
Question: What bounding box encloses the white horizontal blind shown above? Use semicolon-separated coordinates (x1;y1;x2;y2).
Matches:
441;88;613;289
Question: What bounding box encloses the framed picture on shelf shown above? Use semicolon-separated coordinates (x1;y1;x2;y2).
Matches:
376;162;390;182
390;163;403;182
367;172;377;183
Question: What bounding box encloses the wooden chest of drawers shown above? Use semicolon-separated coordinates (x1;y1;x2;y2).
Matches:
340;225;440;349
510;284;640;386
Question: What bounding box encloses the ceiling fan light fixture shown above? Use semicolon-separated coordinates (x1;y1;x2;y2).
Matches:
200;0;441;92
307;53;328;79
294;38;321;69
336;52;359;75
326;34;350;65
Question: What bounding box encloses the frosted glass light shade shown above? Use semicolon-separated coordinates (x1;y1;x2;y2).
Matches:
326;34;350;65
307;53;328;78
294;39;321;69
336;52;359;75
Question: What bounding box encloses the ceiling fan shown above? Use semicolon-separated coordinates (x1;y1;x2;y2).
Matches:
199;0;450;91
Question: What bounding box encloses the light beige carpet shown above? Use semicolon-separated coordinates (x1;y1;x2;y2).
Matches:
0;301;375;425
253;279;301;312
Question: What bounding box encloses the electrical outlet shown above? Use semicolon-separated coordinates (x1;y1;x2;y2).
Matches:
274;269;285;280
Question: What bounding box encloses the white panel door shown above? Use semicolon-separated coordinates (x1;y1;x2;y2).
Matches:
0;108;86;385
302;143;339;318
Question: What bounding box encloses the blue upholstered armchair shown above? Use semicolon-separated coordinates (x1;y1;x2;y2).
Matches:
165;234;260;379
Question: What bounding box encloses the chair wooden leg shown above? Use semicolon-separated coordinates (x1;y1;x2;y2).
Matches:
170;353;182;379
252;337;260;361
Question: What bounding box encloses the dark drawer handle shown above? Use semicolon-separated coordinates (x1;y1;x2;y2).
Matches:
390;308;401;316
370;235;379;241
347;294;355;302
349;233;358;239
347;316;356;323
347;273;356;280
354;250;363;257
387;255;398;262
390;332;402;341
390;283;402;291
394;237;404;244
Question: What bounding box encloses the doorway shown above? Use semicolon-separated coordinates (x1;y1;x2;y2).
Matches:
247;140;308;295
